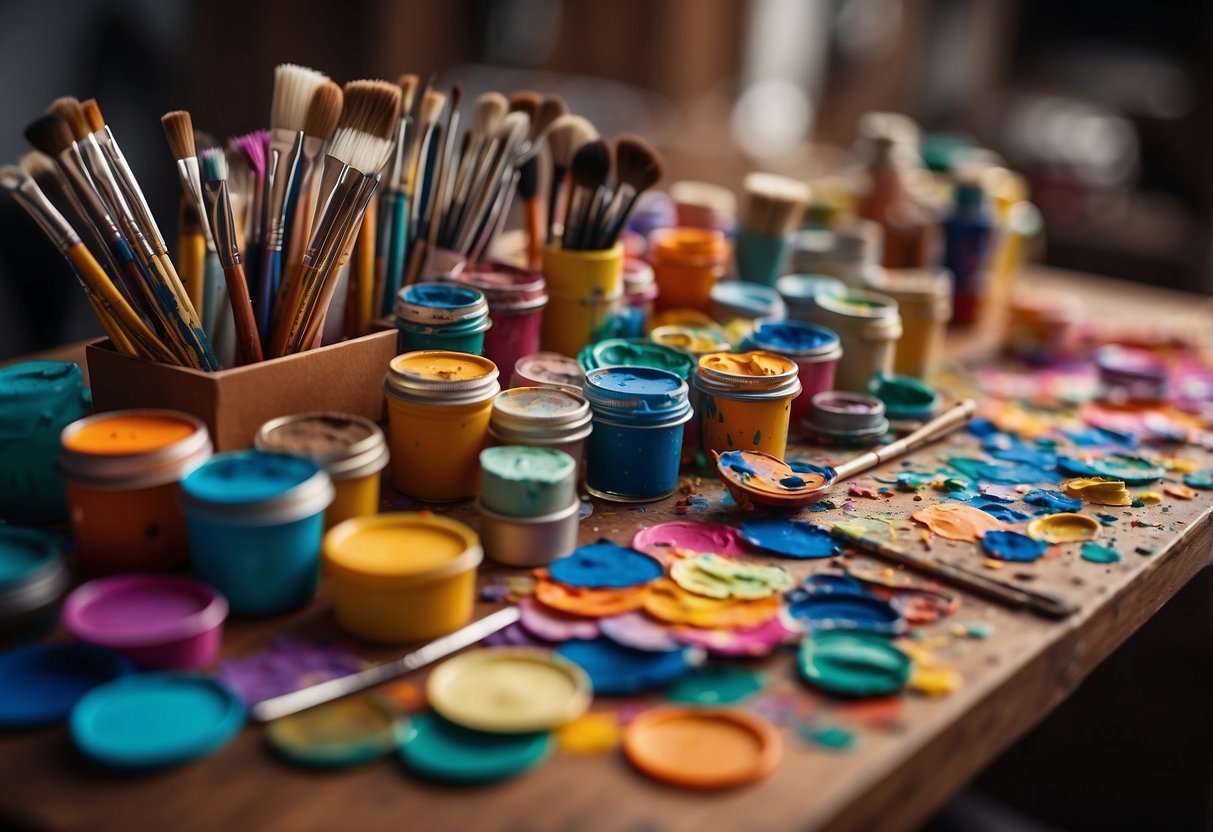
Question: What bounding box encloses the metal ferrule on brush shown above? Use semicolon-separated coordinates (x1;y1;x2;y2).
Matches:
57;146;123;245
201;179;241;270
326;172;383;277
175;157;214;250
9;178;81;253
78;137;156;260
303;155;366;270
94;126;166;251
263;130;306;251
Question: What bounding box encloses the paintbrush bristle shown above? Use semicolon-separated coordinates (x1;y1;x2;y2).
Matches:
194;130;218;152
447;83;463;118
340;80;402;141
546;115;598;170
199;147;227;182
0;165;29;191
570;139;610;189
535;95;567;136
272;63;327;133
614;135;663;194
417;89;446;129
232;130;270;178
161;110;196;160
473;92;508;136
508;91;541;119
741;172;810;236
24;114;76;159
80;99;104;133
19;150;58;181
398;74;420;115
328;128;393;174
669;180;736;216
304;80;343;141
49;97;89;141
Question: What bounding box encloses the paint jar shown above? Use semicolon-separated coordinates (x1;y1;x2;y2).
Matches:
540;244;623;357
577;339;695;382
583;367;693;502
449;263;547;380
510;352;585;395
488;387;592;477
0;526;69;644
324;513;483;643
622;258;659;334
479;446;577;518
60;410;212;575
394;282;492;356
710;281;787;325
254;412;389;530
477;499;581;568
742;321;842;429
649;228;729;313
865;268;951;380
650;325;732;360
693;352;802;459
776;274;845;322
943;179;995;326
807;289;902;393
384;351;500;501
0;361;92;525
802;391;888;447
790;228;837;275
669;180;737;236
1095;345;1169;404
181;451;334;615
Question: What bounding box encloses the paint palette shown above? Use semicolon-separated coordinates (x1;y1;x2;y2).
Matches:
714;449;829;508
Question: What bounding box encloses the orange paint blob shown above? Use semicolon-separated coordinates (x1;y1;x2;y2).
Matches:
532;575;649;618
911;503;1005;542
623;707;782;789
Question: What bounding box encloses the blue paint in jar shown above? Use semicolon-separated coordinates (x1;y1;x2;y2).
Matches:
181;451;334;614
583;367;692;502
0;362;91;524
395;282;492;355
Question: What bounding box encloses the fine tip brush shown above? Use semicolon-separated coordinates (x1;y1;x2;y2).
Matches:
561;138;610;250
160;111;208;318
401;87;446;283
593;134;663;249
455;109;530;258
439;92;507;248
544;114;598;243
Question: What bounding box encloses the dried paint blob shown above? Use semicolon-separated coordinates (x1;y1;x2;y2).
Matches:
665;665;764;706
911;504;1005;542
556;712;622;755
399;712;552;784
739;519;839;559
1080;542;1122;564
798;632;912;698
556;639;696;696
982;530;1047;563
1061;477;1132;507
623;707;782;789
1163;483;1197;500
1059;454;1163;486
669;554;792;600
631;521;751;559
785;593;904;636
532;575;649;618
831;516;901;544
1023;489;1083;513
799;723;856;751
1183;470;1213;490
965;498;1031;523
644;579;782;630
518;597;600;642
547;540;662;589
673;617;799;657
598;611;682;653
266;696;401;768
1026;513;1101;544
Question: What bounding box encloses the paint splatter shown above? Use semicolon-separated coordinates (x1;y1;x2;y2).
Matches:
1023;489;1083;513
665;665;764;706
1163;483;1197;500
982;530;1047;562
798;723;856;751
557;712;622;754
911;503;1005;542
1080;542;1122;564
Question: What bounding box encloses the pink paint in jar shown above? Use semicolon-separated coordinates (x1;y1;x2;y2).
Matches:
742;320;843;431
448;262;548;379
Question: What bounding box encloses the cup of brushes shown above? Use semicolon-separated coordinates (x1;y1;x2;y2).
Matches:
734;173;812;288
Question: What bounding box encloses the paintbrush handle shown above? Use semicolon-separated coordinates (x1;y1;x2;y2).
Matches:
354;202;377;337
831;399;977;482
383;192;409;312
66;243;175;363
147;252;221;370
221;262;263;365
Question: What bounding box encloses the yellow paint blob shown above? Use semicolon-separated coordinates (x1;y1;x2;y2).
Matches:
651;325;730;355
389;350;496;381
900;642;963;696
63;413;196;455
1160;457;1198;474
699;351;795;378
1061;477;1131;507
558;712;623;755
643;579;781;629
1026;513;1100;544
1138;491;1164;505
911;503;1005;542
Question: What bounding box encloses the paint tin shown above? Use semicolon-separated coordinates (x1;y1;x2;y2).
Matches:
477;498;581;567
649;227;729;313
449;263;547;378
802;391;888;447
742;321;842;429
540;244;623;357
254;412;388;529
776;274;845;322
479;446;577;518
1095;345;1169;404
384;351;500;501
488;387;592;477
866;267;951;379
60;410;212;575
583;367;693;502
395;282;492;356
578;338;696;381
324;513;483;643
807;288;902;392
710;281;787;324
694;352;802;459
0;361;91;525
622;258;659;334
181;451;334;614
509;352;585;395
0;526;69;643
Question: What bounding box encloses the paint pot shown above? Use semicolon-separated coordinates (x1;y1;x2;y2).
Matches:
181;451;333;614
0;526;69;643
669;180;737;235
710;281;787;325
60;410;212;575
789;228;838;276
623;707;781;789
384;351;500;501
488;386;592;479
694;351;802;459
510;351;585;395
807;288;901;392
1095;345;1169;404
583;367;693;502
0;643;132;728
622;258;659;334
254;412;388;529
394;282;492;356
399;711;553;784
577;339;695;382
477;498;580;568
62;574;228;670
802;391;888;447
742;321;842;429
0;361;91;524
480;446;576;518
868;374;941;422
649;227;729;313
449;262;547;377
324;513;483;643
649;325;732;360
540;244;623;357
1005;293;1087;366
776;274;846;322
865;268;951;379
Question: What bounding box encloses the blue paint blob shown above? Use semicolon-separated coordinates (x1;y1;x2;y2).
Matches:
401;282;483;309
744;320;839;355
780;476;806;489
752;430;762;446
718;450;759;478
967;418;999;437
966;498;1031;523
1023;489;1083;513
1184;470;1213;490
786;593;904;636
1080;542;1122;564
740;519;839;559
1086;455;1165;486
1055;456;1100;478
977;461;1056;485
946;457;987;480
985;438;1057;470
800;574;866;595
789;460;835;479
982;530;1047;563
548;540;663;589
0;643;133;728
556;638;694;695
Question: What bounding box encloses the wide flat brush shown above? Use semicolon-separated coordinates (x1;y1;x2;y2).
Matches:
286;80;343;280
594;134;663;248
545;115;598;243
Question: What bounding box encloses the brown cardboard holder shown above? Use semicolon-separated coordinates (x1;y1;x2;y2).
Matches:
86;330;397;451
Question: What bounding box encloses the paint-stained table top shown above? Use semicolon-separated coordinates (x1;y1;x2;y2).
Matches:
4;266;1213;832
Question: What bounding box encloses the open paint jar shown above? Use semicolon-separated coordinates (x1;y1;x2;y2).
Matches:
60;410;212;575
621;258;659;335
477;446;580;567
776;274;845;322
649;227;729;313
807;288;902;392
488;387;592;477
0;361;91;525
578;339;695;382
449;263;547;378
711;281;787;324
583;366;693;502
0;527;69;644
693;351;802;459
802;391;889;447
743;321;842;430
649;325;731;360
510;352;585;394
866;268;951;379
384;351;501;501
254;412;388;529
324;513;483;643
540;244;623;357
181;451;334;614
394;282;492;356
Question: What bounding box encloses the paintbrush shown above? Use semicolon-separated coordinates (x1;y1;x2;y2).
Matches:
405;89;446;253
160;110;214;326
544;114;597;242
561;138;610;250
453;110;530;256
375;73;419;316
516;94;566;266
736;172;811;286
231;130;270;297
441;92;508;247
286;79;343;280
421;83;461;243
593;134;663;249
79;99;165;255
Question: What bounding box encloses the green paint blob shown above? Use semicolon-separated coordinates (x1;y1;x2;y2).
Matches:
665;665;764;706
1080;542;1122;564
964;622;994;640
797;632;911;697
798;723;856;751
1184;470;1213;489
946;457;986;480
1095;513;1118;526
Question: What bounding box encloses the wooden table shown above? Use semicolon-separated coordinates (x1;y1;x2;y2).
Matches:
3;266;1212;832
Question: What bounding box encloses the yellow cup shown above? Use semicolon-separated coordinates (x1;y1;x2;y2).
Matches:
541;244;623;357
866;269;951;380
324;513;483;643
693;352;802;459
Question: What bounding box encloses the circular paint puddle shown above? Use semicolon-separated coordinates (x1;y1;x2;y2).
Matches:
599;611;681;653
665;665;764;706
623;707;781;789
547;541;663;589
785;593;904;636
1026;513;1101;544
798;631;911;697
267;696;401;767
631;521;752;559
556;638;696;696
427;648;591;733
399;712;552;784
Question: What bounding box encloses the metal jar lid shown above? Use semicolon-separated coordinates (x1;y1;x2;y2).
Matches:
511;352;585;394
254;412;389;482
583;367;692;426
810;288;902;340
384;351;501;406
693;351;803;401
59;410;212;491
490;387;592;442
0;527;68;619
803;391;889;444
395;282;489;326
180;451;336;527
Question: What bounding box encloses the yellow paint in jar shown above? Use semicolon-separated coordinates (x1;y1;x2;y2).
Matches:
693;351;802;459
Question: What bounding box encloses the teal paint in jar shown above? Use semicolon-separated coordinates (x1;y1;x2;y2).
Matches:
181;451;334;615
395;282;491;356
0;526;69;644
0;361;91;525
479;446;576;518
576;338;695;382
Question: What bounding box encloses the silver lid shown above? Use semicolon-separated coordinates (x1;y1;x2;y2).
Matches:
59;409;212;490
693;352;803;401
394;282;489;325
254;412;389;481
805;390;888;434
490;387;593;442
384;351;501;406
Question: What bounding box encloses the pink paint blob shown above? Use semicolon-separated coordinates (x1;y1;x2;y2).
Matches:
518;596;600;642
673;616;800;657
599;611;682;652
631;521;753;560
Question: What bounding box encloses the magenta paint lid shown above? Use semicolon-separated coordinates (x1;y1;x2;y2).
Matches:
63;574;228;649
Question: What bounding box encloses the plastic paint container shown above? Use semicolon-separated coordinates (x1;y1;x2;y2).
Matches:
324;513;483;643
693;352;802;459
583;367;693;502
488;387;592;478
63;574;228;670
540;244;623;357
622;258;659;333
807;288;902;393
384;351;501;501
577;338;696;381
60;410;212;575
649;228;729;313
802;391;889;447
776;274;846;322
0;527;69;643
395;283;492;356
710;281;787;324
510;352;585;395
735;226;793;288
866;268;951;379
480;446;576;518
743;321;842;429
254;412;388;529
0;361;91;525
449;263;547;378
181;451;334;615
